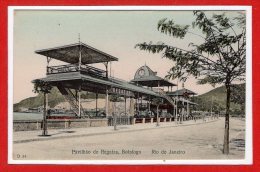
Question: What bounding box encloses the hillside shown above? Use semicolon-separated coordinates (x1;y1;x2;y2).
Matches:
191;83;245;115
14;83;245;114
13;87;105;112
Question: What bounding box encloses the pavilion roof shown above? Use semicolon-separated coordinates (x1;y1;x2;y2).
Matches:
131;65;176;87
35;42;118;64
32;72;160;97
167;88;197;96
131;75;176;87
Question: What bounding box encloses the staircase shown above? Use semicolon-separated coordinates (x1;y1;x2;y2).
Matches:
157;89;176;107
57;84;86;117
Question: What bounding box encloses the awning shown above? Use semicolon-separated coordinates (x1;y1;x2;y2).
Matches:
131;75;176;87
167;88;197;96
32;72;160;97
35;42;118;64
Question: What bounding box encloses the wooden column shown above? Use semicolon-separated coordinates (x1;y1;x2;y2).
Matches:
181;98;184;123
156;105;159;127
140;95;142;110
174;97;177;123
78;40;82;71
210;96;213;119
124;92;127;115
46;57;51;75
42;92;48;136
137;93;139;113
148;95;151;111
106;87;109;116
96;92;98;117
156;81;160;127
113;92;118;130
110;61;112;77
104;62;108;78
78;85;81;118
187;102;190;119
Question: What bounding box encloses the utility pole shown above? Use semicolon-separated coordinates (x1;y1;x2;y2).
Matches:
210;96;213;120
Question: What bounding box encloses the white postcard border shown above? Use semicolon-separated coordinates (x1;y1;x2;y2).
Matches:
8;5;253;165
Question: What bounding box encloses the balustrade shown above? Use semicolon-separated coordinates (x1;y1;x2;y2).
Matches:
47;64;107;78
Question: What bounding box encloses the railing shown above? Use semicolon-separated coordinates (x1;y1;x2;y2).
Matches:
107;116;133;126
57;84;86;117
81;64;107;78
47;64;78;74
47;64;107;78
156;88;176;107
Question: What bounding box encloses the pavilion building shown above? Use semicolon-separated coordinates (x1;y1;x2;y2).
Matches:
32;41;197;124
167;88;197;120
131;65;177;117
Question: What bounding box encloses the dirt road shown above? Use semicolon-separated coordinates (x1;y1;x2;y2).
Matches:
13;117;245;160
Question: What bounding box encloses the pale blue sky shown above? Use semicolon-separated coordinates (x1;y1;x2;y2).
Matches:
13;10;244;103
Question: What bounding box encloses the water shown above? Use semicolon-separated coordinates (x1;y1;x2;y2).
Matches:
13;112;73;120
13;112;43;120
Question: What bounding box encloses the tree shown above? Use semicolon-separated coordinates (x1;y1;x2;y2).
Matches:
135;11;246;154
33;80;52;136
230;83;246;116
109;94;124;130
151;97;163;126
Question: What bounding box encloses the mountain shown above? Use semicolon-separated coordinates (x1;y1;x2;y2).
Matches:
191;83;245;115
14;83;245;115
13;87;105;112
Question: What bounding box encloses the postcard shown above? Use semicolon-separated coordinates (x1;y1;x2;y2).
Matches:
8;6;252;165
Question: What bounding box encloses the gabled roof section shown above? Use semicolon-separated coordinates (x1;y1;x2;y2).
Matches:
131;76;176;87
32;72;160;97
167;88;197;96
35;42;118;64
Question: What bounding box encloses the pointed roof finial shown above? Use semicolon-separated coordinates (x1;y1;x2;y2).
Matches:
145;61;146;66
78;33;81;44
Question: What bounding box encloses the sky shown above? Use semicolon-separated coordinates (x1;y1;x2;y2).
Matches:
13;9;244;103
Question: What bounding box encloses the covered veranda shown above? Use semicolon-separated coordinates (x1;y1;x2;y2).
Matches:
33;41;198;135
33;42;165;120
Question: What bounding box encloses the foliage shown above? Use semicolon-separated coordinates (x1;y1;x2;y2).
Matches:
230;83;245;105
230;83;245;114
151;97;163;106
135;11;246;86
33;80;52;94
109;94;124;102
191;83;245;114
135;11;246;154
14;87;64;111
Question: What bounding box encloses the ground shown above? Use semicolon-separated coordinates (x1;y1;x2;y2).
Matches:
12;117;245;161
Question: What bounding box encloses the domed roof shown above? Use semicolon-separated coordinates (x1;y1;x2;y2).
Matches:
131;65;176;87
134;65;157;79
